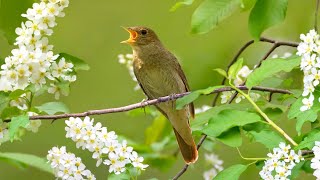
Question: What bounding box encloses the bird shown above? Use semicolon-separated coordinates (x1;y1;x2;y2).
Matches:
121;26;198;164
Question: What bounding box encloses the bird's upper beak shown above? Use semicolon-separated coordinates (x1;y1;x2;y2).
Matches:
121;27;138;44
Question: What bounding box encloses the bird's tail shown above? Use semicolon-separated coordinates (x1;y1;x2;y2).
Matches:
173;128;198;164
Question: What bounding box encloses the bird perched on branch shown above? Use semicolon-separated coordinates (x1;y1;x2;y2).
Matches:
121;26;198;164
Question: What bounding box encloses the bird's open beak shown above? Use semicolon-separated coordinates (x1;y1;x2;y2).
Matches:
121;27;138;44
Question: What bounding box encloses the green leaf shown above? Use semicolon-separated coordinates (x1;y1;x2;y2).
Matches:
144;154;176;172
246;56;300;88
9;115;29;141
296;110;318;135
290;161;304;179
0;0;34;44
216;127;242;147
1;106;22;119
202;109;262;137
170;0;194;12
191;0;241;34
214;164;248;180
9;89;27;100
295;129;320;150
228;58;243;80
176;85;225;110
145;115;167;145
35;102;69;115
213;68;227;78
249;129;284;149
0;152;53;174
248;0;288;39
241;0;256;11
0;91;10;114
107;173;130;180
59;53;90;71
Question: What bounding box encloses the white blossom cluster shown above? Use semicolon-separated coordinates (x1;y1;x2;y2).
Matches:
0;0;76;100
221;65;260;104
311;141;320;179
118;54;140;91
271;52;292;59
296;30;320;111
202;153;224;180
195;105;211;114
65;116;148;175
47;146;96;180
259;142;304;180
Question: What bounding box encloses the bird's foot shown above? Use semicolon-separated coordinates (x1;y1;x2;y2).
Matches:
140;98;149;115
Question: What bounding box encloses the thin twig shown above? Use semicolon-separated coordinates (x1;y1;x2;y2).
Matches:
4;86;291;122
315;0;320;32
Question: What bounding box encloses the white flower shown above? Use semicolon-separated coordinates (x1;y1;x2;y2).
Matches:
118;53;140;90
300;94;314;111
259;142;304;180
47;146;95;180
195;105;211;114
26;120;41;133
0;123;9;139
311;141;320;179
204;153;224;171
203;168;218;180
65;116;148;174
220;91;233;104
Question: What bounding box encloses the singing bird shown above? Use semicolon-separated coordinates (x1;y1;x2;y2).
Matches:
121;26;198;164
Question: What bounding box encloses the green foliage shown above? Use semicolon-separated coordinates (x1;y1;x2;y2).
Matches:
202;109;262;137
35;102;70;115
144;154;176;172
228;58;243;80
240;0;256;11
108;173;130;180
170;0;195;12
246;56;300;88
9;115;29;141
191;0;241;34
216;127;242;147
249;129;284;149
248;0;288;39
145;115;167;145
0;152;53;174
0;91;10;117
1;106;22;120
58;53;90;71
176;85;225;110
214;164;248;180
295;129;320;150
213;68;227;78
0;0;35;44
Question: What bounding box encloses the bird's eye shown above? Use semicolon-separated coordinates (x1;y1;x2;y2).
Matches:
141;29;148;35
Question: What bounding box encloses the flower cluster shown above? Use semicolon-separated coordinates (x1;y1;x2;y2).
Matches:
47;146;95;180
259;142;304;180
311;141;320;179
118;54;140;91
203;153;224;180
195;105;211;114
221;65;260;104
297;30;320;111
0;0;76;100
65;116;148;175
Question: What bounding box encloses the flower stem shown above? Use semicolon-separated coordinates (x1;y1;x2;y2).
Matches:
230;82;298;146
236;148;266;161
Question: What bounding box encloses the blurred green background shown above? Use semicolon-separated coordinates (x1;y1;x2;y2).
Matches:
0;0;317;179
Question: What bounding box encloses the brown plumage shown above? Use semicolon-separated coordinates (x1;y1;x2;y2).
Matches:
121;26;198;164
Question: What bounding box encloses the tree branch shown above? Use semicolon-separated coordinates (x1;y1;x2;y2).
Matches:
4;86;291;122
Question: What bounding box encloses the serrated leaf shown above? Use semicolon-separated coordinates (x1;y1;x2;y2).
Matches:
0;0;34;44
191;0;241;34
295;129;320;150
213;68;227;78
228;58;243;80
246;56;300;88
216;127;242;147
249;129;284;149
0;152;53;174
202;109;262;137
170;0;194;12
9;115;29;140
35;102;69;115
145;115;167;145
248;0;288;39
59;53;90;71
214;164;248;180
176;85;225;110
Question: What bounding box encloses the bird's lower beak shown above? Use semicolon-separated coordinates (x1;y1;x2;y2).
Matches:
121;27;138;44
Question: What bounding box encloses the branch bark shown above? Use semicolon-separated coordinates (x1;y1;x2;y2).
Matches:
4;86;291;122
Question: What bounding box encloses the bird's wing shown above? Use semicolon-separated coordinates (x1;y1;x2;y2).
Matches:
173;59;195;119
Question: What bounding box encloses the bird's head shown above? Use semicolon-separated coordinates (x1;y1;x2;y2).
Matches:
121;26;160;46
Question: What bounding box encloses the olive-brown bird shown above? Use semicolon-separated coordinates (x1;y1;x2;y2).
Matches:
121;26;198;164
